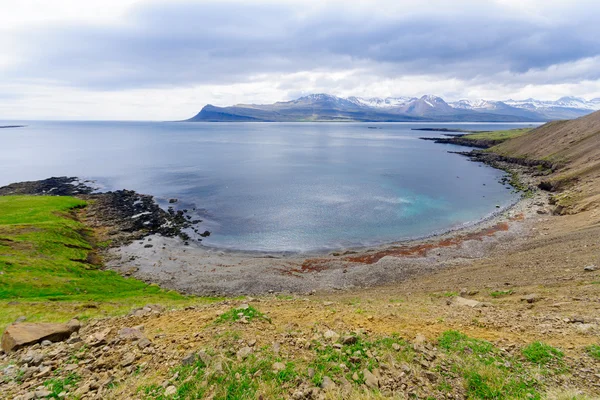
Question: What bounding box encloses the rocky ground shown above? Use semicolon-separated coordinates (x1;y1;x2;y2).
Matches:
1;277;599;399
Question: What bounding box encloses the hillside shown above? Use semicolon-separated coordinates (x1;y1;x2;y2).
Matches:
491;110;600;212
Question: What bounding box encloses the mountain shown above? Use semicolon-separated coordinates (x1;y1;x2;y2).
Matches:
185;94;600;122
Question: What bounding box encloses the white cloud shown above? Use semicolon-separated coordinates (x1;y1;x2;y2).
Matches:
1;0;600;120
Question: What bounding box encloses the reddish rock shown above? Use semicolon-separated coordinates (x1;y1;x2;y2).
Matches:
1;320;80;352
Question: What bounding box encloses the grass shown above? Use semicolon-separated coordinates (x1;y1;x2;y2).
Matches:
44;372;80;399
586;344;600;360
438;330;541;399
521;342;564;366
215;305;271;324
140;350;298;399
309;334;413;387
490;290;514;298
0;195;219;333
463;128;532;142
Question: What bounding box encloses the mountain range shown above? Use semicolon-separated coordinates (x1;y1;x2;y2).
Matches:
185;94;600;122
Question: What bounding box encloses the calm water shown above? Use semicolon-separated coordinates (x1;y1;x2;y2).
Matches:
0;121;538;252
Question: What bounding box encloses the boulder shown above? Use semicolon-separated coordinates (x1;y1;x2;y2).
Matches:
451;296;483;308
1;320;80;352
363;369;379;389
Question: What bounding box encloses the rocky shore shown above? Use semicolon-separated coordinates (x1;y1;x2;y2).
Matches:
0;177;203;247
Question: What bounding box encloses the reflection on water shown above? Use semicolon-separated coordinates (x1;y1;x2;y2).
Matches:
0;121;535;251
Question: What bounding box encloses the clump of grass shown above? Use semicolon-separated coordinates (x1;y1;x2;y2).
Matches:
438;330;495;356
215;305;271;324
44;372;80;399
438;331;540;399
490;290;514;298
522;342;564;366
585;344;600;360
140;350;297;399
309;334;412;387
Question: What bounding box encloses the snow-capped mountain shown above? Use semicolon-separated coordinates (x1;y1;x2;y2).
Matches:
504;97;600;111
346;96;415;108
187;94;600;122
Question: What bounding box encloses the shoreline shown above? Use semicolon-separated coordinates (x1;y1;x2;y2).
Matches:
0;149;552;296
105;159;548;295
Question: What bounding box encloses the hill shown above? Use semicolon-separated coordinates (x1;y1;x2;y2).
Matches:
491;110;600;212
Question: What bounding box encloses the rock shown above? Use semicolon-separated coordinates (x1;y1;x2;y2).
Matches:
41;340;52;347
342;335;358;345
181;352;196;365
164;385;177;396
363;369;379;389
413;334;427;346
575;324;597;333
168;198;178;203
1;321;80;352
392;343;401;351
521;294;539;304
36;366;52;378
584;265;598;272
198;350;212;366
272;362;286;371
34;390;52;399
20;350;44;366
323;330;339;341
120;352;136;367
320;376;336;390
137;338;152;349
237;346;253;360
87;328;112;346
238;303;250;310
74;384;90;397
451;297;483;308
323;301;334;306
118;327;145;341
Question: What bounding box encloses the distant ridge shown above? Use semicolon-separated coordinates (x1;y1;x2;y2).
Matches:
184;94;600;122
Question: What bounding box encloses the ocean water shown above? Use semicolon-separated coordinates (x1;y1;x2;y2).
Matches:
0;121;538;252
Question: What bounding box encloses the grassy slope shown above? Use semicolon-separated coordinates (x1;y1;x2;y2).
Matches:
463;128;532;142
0;196;216;333
490;111;600;211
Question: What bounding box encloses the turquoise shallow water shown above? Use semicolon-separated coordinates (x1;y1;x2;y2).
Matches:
0;121;538;252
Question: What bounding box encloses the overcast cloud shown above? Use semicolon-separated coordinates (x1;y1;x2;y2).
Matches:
1;0;600;120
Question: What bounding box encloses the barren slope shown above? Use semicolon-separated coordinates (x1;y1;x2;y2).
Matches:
492;110;600;212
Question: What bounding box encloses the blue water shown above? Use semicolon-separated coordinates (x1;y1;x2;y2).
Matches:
0;121;538;252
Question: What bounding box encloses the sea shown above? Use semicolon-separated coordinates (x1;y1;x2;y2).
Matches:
0;121;541;252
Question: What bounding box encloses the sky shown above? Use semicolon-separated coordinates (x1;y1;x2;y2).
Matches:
1;0;600;120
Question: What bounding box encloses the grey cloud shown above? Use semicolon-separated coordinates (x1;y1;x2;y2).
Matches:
6;1;600;90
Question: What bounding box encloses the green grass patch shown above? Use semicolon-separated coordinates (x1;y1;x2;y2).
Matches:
522;342;564;366
490;290;514;298
586;344;600;360
215;305;271;324
463;128;532;142
140;350;297;399
0;195;219;333
44;372;80;399
438;330;541;399
309;334;413;387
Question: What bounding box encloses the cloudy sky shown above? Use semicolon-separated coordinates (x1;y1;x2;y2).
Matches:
2;0;600;120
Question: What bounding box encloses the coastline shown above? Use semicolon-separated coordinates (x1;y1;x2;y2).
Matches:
104;159;549;295
0;152;549;296
0;147;552;296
